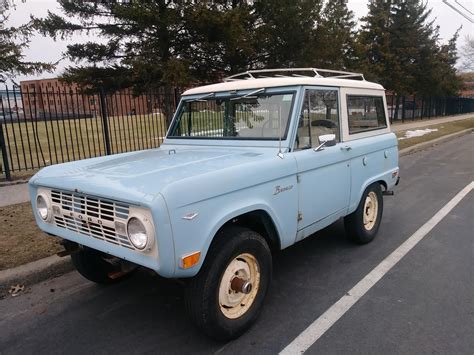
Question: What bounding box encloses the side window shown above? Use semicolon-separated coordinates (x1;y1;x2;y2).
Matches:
295;89;340;150
347;96;387;134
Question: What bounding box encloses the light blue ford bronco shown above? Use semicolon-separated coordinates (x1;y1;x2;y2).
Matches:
30;68;399;340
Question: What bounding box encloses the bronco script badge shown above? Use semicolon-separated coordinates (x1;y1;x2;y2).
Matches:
273;185;294;195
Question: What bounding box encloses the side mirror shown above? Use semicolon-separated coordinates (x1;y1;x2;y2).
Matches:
319;134;336;146
314;134;336;152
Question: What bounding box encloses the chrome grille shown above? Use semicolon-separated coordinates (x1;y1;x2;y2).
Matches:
51;189;129;221
50;189;133;249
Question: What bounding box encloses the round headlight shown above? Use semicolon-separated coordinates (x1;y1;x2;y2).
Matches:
36;195;49;221
127;217;148;250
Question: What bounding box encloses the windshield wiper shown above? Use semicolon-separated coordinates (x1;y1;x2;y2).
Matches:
230;88;265;101
186;92;216;102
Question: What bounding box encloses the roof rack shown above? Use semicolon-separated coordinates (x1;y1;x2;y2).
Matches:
224;68;365;82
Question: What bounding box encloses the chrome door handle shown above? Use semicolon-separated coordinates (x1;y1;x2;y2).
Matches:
340;145;352;151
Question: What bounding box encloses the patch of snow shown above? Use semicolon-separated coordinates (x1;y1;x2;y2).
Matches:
398;128;438;140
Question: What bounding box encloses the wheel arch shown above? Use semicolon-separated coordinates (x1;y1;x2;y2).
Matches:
198;207;283;272
348;175;389;214
217;209;281;253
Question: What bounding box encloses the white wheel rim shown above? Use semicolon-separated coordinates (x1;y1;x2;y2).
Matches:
218;253;260;319
363;191;378;231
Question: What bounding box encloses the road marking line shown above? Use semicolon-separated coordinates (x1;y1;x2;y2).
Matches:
280;181;474;355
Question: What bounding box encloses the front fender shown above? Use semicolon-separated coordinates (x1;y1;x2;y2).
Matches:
166;176;298;278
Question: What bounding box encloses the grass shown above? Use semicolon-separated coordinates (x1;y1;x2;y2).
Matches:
0;202;62;270
1;114;168;173
396;117;474;150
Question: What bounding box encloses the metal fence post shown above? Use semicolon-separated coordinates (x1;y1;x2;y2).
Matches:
99;88;111;155
401;95;406;122
0;121;11;181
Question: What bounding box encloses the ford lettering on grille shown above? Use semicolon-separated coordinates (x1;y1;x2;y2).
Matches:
66;211;103;225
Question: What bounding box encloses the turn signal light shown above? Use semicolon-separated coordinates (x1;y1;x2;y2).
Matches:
181;252;201;269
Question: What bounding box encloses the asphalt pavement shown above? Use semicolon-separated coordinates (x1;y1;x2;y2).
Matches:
0;133;473;354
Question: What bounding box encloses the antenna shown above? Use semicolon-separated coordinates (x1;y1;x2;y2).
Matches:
277;107;283;159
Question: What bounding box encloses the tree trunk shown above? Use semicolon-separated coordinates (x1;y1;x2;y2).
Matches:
163;84;175;127
326;105;331;120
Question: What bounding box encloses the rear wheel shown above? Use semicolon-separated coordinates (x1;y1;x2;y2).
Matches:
184;225;272;341
344;183;383;244
70;247;131;284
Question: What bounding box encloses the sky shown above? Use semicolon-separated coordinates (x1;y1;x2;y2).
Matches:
4;0;474;83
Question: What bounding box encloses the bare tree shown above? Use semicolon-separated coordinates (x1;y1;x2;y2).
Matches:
459;35;474;72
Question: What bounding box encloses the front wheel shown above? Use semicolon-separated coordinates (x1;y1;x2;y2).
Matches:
344;183;384;244
184;225;272;341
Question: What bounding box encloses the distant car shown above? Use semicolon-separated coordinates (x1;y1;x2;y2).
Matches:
29;68;399;340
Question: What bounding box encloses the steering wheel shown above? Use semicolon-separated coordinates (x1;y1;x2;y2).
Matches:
311;119;337;128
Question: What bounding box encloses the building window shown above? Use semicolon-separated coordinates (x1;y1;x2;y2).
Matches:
347;95;387;134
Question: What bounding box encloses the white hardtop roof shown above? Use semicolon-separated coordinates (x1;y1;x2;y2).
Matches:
183;76;385;96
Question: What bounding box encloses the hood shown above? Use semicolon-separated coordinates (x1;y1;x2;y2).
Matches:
30;147;269;205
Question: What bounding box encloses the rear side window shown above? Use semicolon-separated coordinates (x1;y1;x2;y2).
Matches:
347;96;387;134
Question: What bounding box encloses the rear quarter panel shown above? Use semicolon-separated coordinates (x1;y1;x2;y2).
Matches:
345;133;399;213
339;87;399;213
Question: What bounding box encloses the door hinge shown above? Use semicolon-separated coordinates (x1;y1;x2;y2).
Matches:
297;211;303;222
296;174;301;183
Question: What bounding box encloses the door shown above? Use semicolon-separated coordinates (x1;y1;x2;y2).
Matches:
292;88;351;236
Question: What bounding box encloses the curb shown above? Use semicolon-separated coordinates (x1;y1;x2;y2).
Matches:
0;255;74;298
399;128;473;157
0;178;30;187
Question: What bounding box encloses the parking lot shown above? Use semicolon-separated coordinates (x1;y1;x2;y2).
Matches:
0;133;472;354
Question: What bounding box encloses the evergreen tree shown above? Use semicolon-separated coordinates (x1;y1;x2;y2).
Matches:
431;30;462;96
358;0;398;88
253;0;323;68
316;0;357;70
33;1;258;91
184;1;259;80
358;0;462;104
0;1;53;83
33;1;193;93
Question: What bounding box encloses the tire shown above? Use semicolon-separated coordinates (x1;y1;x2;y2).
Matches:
70;247;126;284
344;183;383;244
184;225;272;341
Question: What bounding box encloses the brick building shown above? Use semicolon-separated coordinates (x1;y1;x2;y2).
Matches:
460;81;474;98
20;78;98;118
19;78;170;119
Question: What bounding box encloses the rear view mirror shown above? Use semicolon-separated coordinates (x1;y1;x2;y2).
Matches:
318;134;336;147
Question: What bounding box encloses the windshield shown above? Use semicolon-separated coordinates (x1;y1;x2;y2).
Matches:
168;92;295;140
